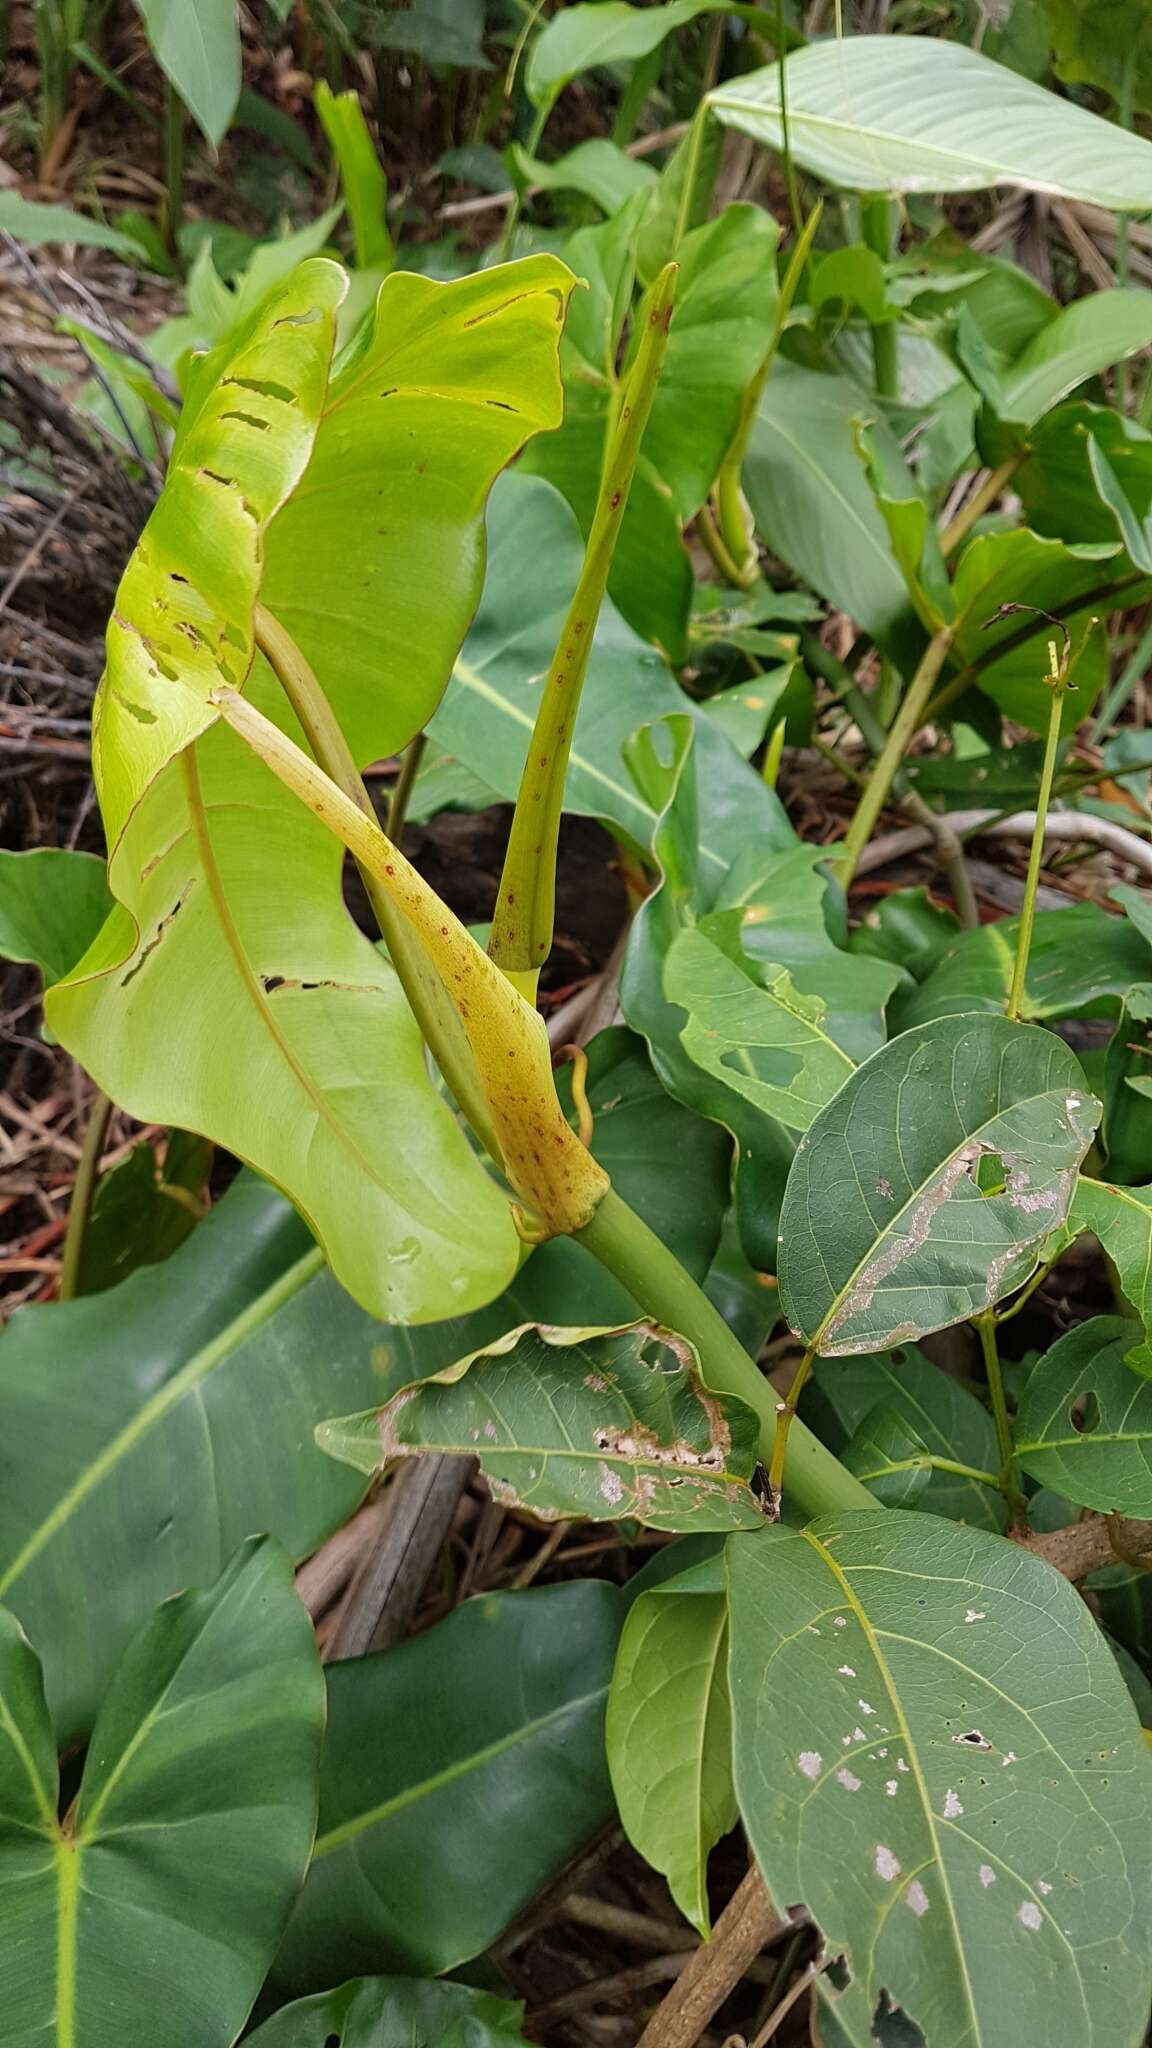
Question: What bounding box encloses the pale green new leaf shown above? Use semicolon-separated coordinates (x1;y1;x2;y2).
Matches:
133;0;241;145
728;1512;1152;2048
998;290;1152;427
0;848;111;984
511;139;658;215
607;1554;734;1935
0;193;143;257
320;1322;766;1532
779;1016;1099;1355
315;81;393;271
49;257;576;1321
0;1538;324;2047
709;37;1152;209
275;1583;621;1984
1015;1316;1152;1508
528;0;730;107
1071;1177;1152;1376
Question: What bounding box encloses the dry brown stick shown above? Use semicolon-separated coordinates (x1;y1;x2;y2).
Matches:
1019;1513;1152;1582
636;1864;793;2048
323;1455;475;1660
530;1953;697;2025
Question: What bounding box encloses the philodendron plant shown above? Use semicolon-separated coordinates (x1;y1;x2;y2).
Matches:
5;239;1150;2048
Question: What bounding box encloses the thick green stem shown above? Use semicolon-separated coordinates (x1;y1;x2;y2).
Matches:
253;606;500;1162
58;1086;113;1302
1006;658;1065;1024
576;1188;874;1518
837;625;955;889
489;264;677;992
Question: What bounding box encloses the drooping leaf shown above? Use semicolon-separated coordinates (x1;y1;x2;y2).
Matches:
0;1175;380;1742
709;36;1152;208
133;0;242;145
274;1582;622;1985
849;888;960;983
1071;1178;1152;1376
1015;1316;1152;1506
73;1128;212;1295
246;1976;529;2047
49;257;577;1323
728;1512;1152;2048
803;1342;1005;1530
0;1537;324;2046
522;204;779;659
779;1016;1098;1356
0;848;111;984
607;1552;734;1935
319;1321;766;1532
745;364;920;664
528;0;731;108
894;903;1152;1031
429;473;793;869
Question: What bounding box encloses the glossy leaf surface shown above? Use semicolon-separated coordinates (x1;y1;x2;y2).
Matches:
729;1513;1152;2048
1;1537;324;2046
779;1016;1098;1355
275;1582;622;1984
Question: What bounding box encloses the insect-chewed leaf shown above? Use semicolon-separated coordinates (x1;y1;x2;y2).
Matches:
728;1512;1152;2048
607;1553;734;1935
779;1015;1098;1356
1015;1316;1152;1510
318;1322;767;1532
1071;1178;1152;1376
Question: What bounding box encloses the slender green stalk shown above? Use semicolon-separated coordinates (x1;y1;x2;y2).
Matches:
855;1456;1002;1489
387;732;426;841
497;98;550;260
768;1342;817;1498
714;200;823;581
58;1086;113;1302
975;1308;1027;1521
489;263;677;993
253;606;500;1162
576;1189;874;1517
672;102;714;252
923;571;1144;726
1006;645;1066;1024
837;625;955;889
696;501;750;587
939;453;1023;559
861;194;897;401
775;0;803;243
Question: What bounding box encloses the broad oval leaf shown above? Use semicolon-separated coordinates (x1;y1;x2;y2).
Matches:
1;1536;324;2047
528;0;727;107
48;257;578;1322
1015;1316;1152;1509
0;1175;379;1742
607;1552;734;1935
709;37;1152;209
728;1512;1152;2048
274;1581;622;1985
133;0;241;144
0;848;111;985
246;1976;528;2047
319;1321;766;1532
1071;1178;1152;1376
779;1016;1098;1356
894;903;1152;1031
997;290;1152;429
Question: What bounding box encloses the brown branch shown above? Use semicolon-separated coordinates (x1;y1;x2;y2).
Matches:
1017;1514;1152;1581
635;1864;795;2048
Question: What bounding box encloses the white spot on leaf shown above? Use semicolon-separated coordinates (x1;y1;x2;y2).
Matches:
798;1751;822;1780
906;1880;929;1917
874;1845;902;1881
837;1768;862;1792
979;1865;996;1888
885;1780;898;1797
965;1609;986;1623
943;1789;964;1818
1017;1902;1042;1931
838;1664;856;1677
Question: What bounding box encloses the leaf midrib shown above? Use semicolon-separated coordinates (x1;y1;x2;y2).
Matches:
313;1686;607;1856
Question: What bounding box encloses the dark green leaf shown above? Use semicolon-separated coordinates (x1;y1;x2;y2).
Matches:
1070;1178;1152;1376
320;1321;766;1532
274;1582;622;1984
245;1976;527;2047
0;1537;324;2045
1101;987;1152;1184
0;848;111;984
728;1511;1152;2048
1016;1316;1152;1505
74;1130;211;1295
894;904;1152;1031
779;1016;1098;1355
803;1342;1005;1528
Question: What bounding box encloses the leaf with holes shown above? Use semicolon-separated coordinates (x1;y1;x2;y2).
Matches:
48;256;577;1321
779;1016;1098;1356
1015;1316;1152;1509
803;1344;1005;1531
728;1512;1152;2048
273;1582;622;1985
1071;1179;1152;1377
709;36;1152;208
607;1551;734;1935
0;1536;324;2047
319;1321;766;1532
